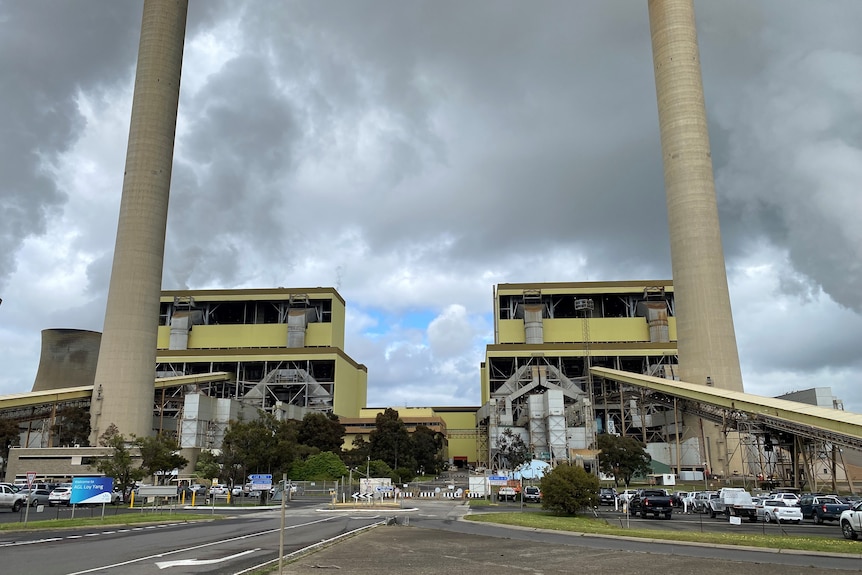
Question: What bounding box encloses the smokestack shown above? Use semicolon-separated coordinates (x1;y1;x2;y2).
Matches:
32;329;101;392
90;0;188;443
647;0;744;393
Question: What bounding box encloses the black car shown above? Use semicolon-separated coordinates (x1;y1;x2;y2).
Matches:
599;487;617;505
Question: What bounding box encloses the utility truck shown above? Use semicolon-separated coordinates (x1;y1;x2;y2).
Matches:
708;487;757;522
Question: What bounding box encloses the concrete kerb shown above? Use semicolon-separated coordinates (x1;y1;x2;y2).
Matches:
456;509;862;560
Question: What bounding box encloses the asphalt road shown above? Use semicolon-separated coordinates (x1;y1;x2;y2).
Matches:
0;501;384;575
3;499;861;574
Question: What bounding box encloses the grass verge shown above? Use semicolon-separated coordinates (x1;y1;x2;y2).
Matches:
0;512;224;532
465;511;862;556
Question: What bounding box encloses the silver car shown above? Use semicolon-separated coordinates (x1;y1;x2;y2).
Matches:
18;488;52;507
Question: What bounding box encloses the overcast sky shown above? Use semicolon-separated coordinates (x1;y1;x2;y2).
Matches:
1;1;860;413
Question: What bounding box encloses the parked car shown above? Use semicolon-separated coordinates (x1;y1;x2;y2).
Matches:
523;486;542;503
498;487;518;502
683;491;700;512
799;495;851;524
840;501;862;540
210;484;230;497
618;489;639;505
598;487;617;506
48;486;72;506
628;489;674;519
693;491;717;513
0;484;27;512
761;499;803;523
707;488;758;522
17;488;52;507
671;491;689;508
768;492;801;505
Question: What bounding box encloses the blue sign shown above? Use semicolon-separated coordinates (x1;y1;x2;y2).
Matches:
249;474;273;481
489;476;508;481
71;477;114;505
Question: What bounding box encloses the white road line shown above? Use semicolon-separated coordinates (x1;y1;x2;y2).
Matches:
155;548;260;569
0;537;62;547
64;516;337;575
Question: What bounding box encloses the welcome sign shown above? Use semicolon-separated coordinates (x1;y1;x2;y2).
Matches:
70;477;114;505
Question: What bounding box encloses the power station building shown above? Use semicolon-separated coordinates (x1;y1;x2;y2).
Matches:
477;281;703;475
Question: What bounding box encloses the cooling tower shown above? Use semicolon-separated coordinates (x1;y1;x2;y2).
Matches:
31;329;101;392
90;0;188;443
647;0;744;394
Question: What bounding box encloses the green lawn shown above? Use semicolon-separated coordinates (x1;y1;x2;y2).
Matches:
465;511;862;555
0;512;223;532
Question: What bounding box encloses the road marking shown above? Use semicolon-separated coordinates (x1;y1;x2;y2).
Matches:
155;548;260;569
0;537;62;547
65;516;338;575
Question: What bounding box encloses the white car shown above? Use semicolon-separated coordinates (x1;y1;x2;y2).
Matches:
210;484;230;497
618;490;639;504
48;486;72;506
761;499;803;523
768;492;800;504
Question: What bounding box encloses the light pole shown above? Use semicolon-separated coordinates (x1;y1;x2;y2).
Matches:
703;462;709;491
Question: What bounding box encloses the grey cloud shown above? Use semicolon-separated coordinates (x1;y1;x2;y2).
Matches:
0;2;140;286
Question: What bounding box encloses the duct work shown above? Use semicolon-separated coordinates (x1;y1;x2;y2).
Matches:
639;301;670;343
169;311;204;350
523;303;544;344
287;309;316;347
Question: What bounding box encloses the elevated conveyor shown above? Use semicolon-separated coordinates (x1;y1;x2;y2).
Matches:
592;367;862;451
0;372;234;415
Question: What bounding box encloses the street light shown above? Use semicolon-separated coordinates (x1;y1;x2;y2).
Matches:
703;462;709;491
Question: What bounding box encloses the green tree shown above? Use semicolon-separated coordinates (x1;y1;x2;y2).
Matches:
367;459;393;478
369;408;416;473
539;463;599;515
298;412;345;453
291;451;348;480
220;412;299;481
597;433;652;487
342;436;371;469
136;433;188;485
195;450;222;482
93;433;145;501
411;425;444;475
495;428;530;472
51;406;91;447
0;418;20;476
98;423;121;447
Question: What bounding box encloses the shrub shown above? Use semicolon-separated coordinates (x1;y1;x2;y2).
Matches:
539;463;599;515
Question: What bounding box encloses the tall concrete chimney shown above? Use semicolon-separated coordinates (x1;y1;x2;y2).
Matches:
647;0;743;394
90;0;188;443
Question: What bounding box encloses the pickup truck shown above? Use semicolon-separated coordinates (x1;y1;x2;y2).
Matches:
799;495;851;524
498;487;518;502
708;488;758;522
628;489;674;519
840;501;862;539
523;486;541;503
0;484;26;512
